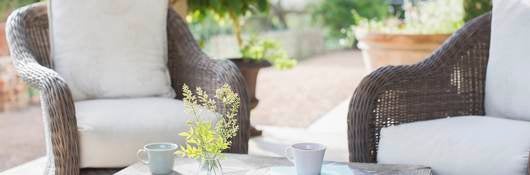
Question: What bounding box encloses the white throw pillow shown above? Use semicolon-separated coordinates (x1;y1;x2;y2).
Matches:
378;116;530;175
76;98;218;168
49;0;175;100
485;0;530;121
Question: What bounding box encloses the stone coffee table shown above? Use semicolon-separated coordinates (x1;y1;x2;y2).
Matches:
114;154;431;175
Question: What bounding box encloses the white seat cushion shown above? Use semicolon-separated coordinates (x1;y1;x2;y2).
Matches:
485;0;530;121
378;116;530;175
75;98;217;168
49;0;175;100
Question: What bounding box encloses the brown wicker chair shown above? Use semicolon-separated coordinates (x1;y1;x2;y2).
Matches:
6;3;250;175
347;12;530;174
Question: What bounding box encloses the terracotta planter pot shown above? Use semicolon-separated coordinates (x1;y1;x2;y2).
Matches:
0;23;9;56
229;58;271;109
230;58;271;137
356;31;450;72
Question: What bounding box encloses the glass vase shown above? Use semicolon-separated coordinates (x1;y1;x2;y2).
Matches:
198;157;223;175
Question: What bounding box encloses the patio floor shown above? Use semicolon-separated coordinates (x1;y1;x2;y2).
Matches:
0;50;365;173
251;50;365;127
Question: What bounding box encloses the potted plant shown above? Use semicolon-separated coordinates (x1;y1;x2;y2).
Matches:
232;36;295;104
187;0;296;136
229;36;296;136
176;84;240;175
352;0;464;71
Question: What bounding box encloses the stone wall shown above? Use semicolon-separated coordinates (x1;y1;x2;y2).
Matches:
0;56;31;111
0;23;8;56
204;28;326;61
0;22;35;111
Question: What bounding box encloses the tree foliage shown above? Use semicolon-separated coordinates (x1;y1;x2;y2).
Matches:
188;0;268;21
0;0;41;21
463;0;491;22
187;0;269;47
311;0;389;40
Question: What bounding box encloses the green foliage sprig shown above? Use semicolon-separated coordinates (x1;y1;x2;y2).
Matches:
241;36;296;70
176;84;240;160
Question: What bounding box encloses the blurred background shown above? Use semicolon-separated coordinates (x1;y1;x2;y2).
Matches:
0;0;491;172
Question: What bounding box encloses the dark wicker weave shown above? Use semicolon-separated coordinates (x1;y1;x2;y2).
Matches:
6;3;250;175
348;13;491;162
348;12;530;174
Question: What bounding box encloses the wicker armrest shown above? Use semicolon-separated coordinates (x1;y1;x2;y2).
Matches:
347;13;491;163
6;3;80;175
165;9;250;154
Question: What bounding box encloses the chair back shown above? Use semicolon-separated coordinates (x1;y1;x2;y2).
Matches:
485;0;530;122
47;0;175;100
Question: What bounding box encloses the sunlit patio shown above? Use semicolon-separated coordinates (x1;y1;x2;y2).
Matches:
0;50;362;173
2;0;529;175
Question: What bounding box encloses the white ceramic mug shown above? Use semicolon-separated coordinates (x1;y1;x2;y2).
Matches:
137;143;178;175
284;143;327;175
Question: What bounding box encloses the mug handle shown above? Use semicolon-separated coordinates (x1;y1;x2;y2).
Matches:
284;147;294;163
137;149;149;164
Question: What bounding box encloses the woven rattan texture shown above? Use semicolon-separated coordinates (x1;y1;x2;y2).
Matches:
347;13;491;163
6;3;250;175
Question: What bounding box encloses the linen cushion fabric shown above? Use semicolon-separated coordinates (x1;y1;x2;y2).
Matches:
377;116;530;175
484;0;530;121
75;98;218;168
48;0;175;100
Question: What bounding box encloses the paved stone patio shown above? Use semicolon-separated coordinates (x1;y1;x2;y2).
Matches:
0;106;44;172
251;50;365;127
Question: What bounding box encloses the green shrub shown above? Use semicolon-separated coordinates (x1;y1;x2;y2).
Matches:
463;0;491;22
187;0;269;48
310;0;389;40
353;0;464;35
0;0;41;21
187;11;233;48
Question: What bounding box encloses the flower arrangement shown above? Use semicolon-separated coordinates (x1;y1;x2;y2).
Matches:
176;84;239;162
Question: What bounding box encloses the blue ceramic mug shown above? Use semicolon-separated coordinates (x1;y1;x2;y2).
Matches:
137;143;178;175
